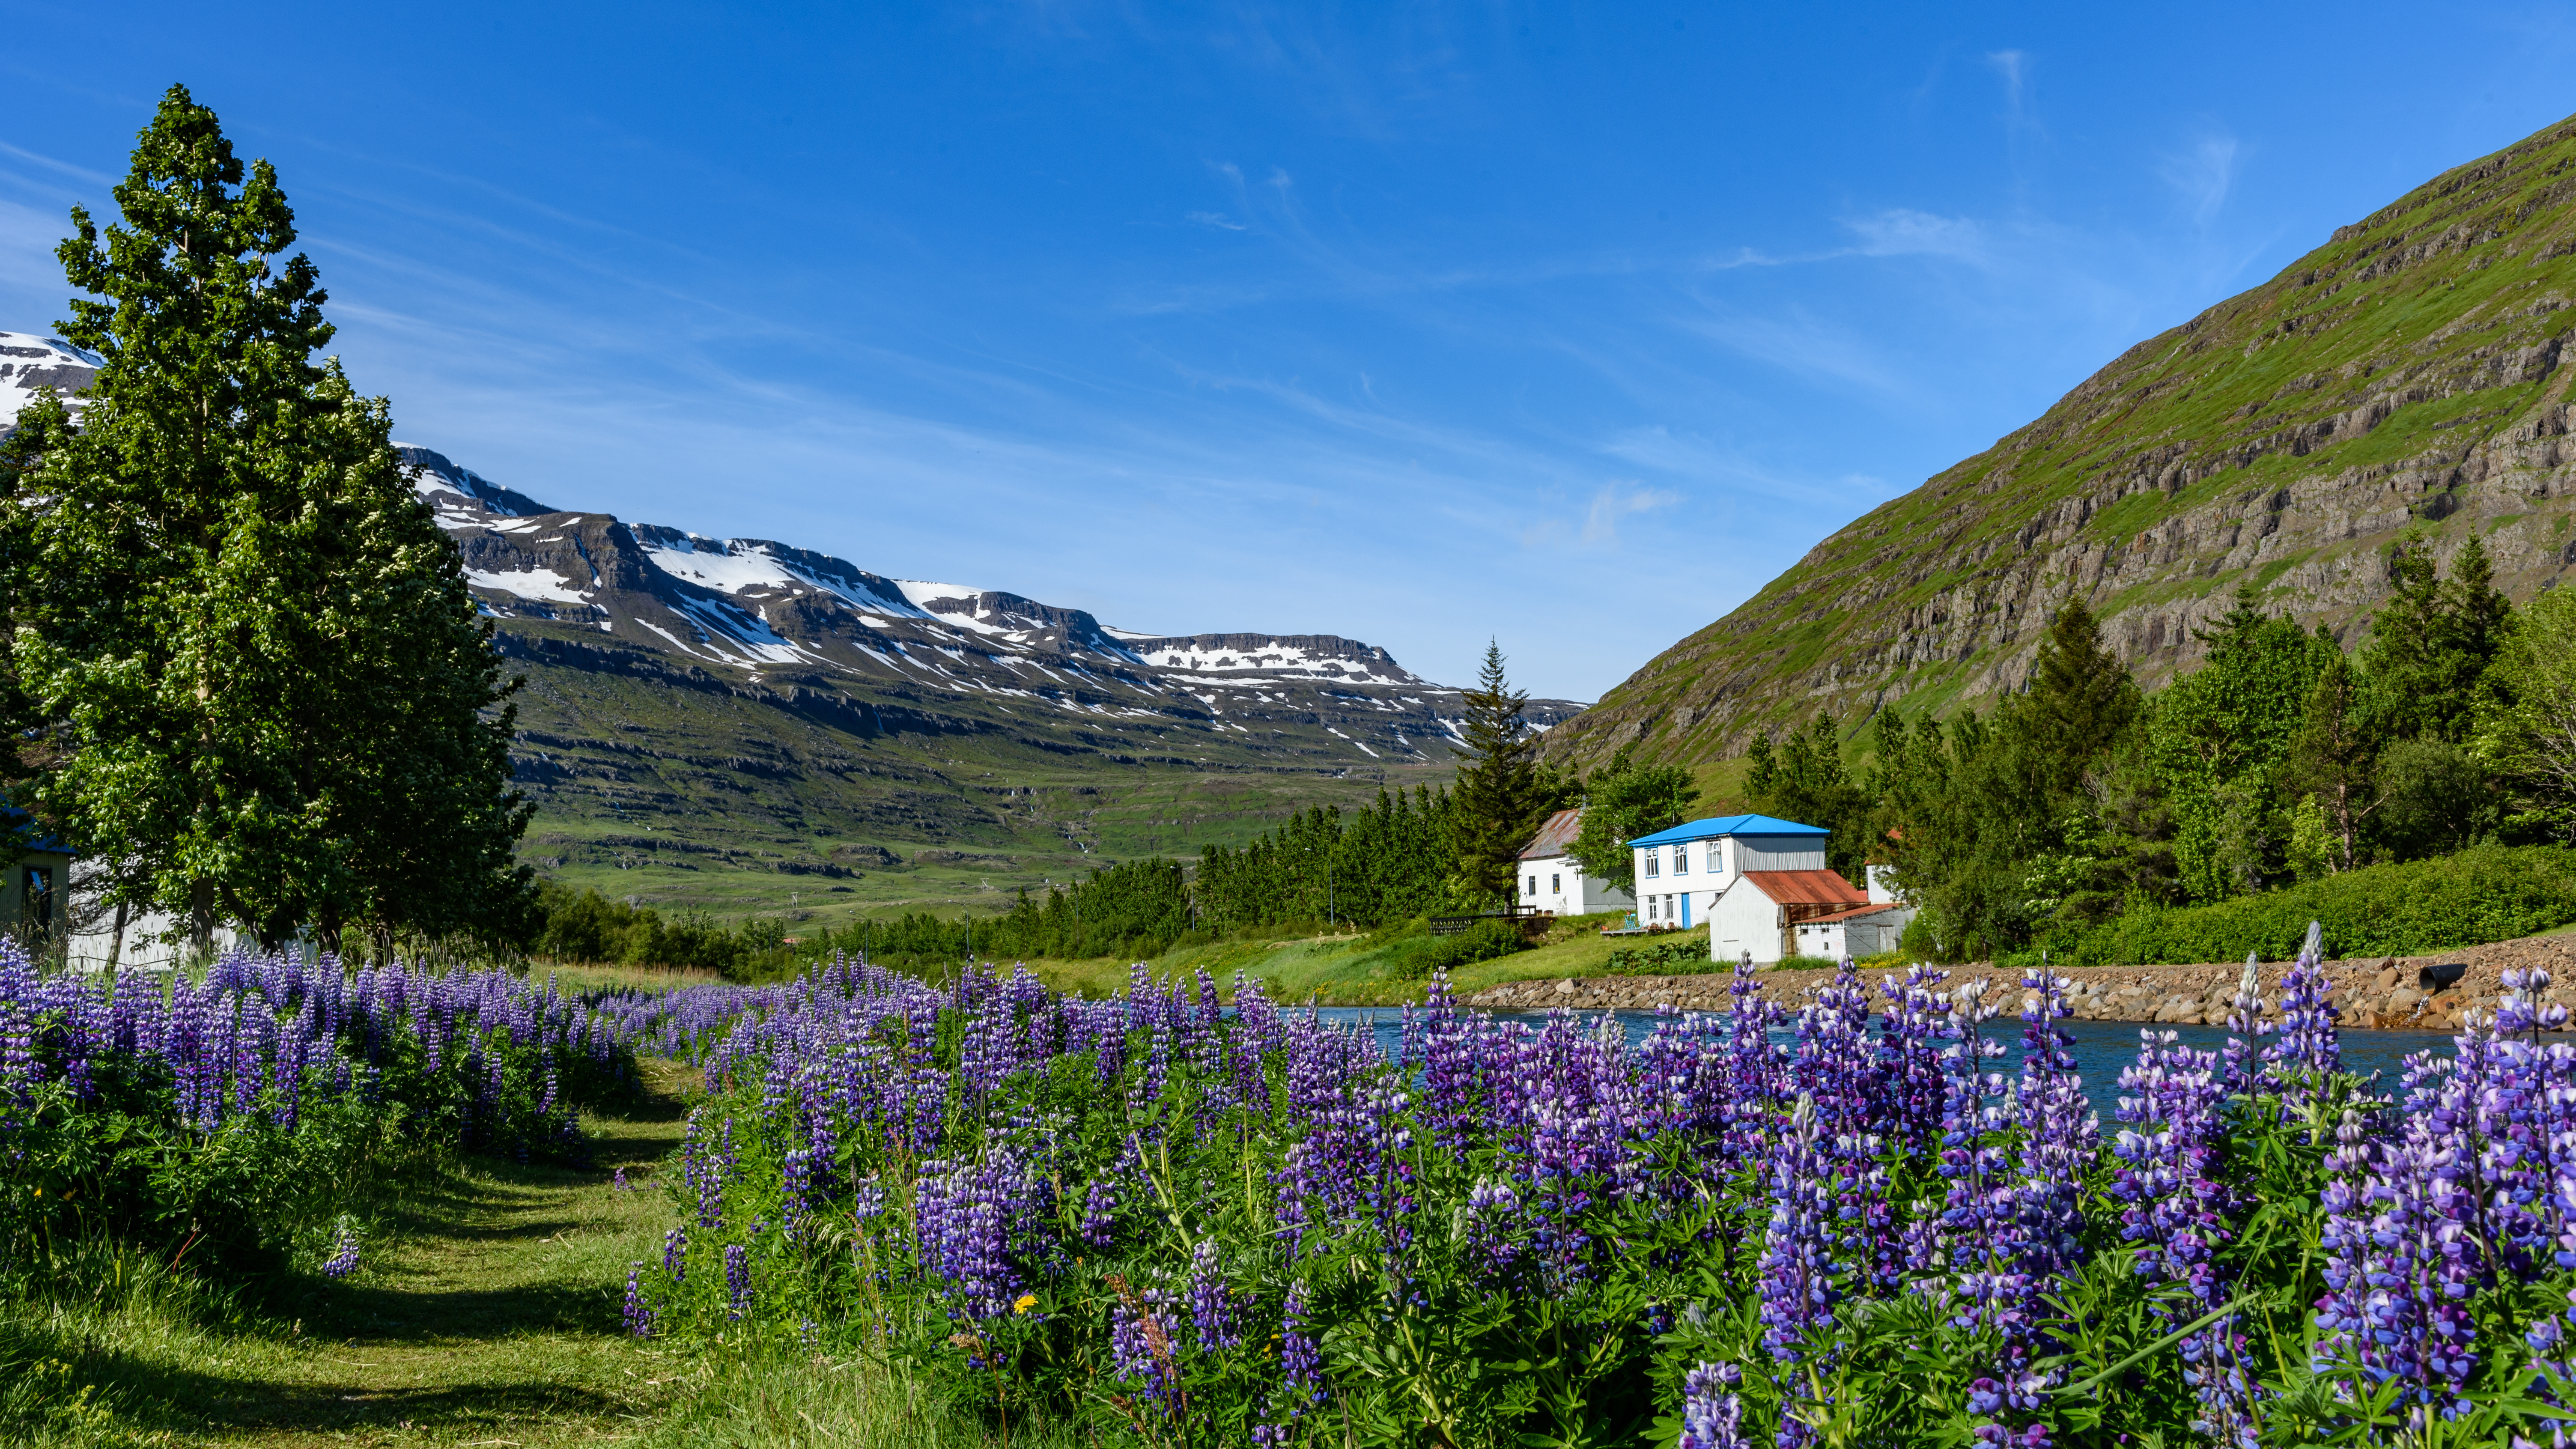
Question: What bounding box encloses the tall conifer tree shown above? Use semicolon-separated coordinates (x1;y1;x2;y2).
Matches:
2;86;531;954
1451;641;1545;904
2022;592;2142;797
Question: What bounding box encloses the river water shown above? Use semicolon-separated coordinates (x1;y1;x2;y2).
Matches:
1308;1006;2460;1120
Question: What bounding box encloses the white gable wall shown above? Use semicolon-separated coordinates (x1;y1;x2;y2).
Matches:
1707;878;1787;965
1518;855;1633;917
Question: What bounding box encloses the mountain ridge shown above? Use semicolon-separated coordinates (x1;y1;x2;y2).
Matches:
3;359;1580;919
1543;110;2576;772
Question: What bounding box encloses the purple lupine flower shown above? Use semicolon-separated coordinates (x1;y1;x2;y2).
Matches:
322;1219;362;1279
2315;1104;2482;1417
623;1263;655;1337
723;1243;751;1320
1079;1178;1118;1248
2265;922;2340;1108
1759;1094;1843;1446
2220;953;2275;1097
664;1226;689;1283
2014;969;2096;1287
913;1146;1051;1321
1935;980;2016;1297
1109;1277;1184;1420
1280;1281;1325;1409
1679;1360;1746;1449
1188;1237;1240;1351
2110;1030;2246;1440
1464;1180;1524;1277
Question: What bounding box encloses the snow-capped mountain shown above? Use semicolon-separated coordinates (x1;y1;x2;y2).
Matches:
0;340;1579;773
0;332;101;431
405;444;1577;761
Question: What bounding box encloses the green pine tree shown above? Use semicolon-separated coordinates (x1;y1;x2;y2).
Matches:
2024;592;2143;797
3;86;531;955
1450;641;1544;906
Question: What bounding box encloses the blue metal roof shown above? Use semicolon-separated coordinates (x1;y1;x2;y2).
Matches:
1625;813;1826;847
1;804;71;856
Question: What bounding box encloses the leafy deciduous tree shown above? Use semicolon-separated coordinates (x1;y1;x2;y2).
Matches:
1564;744;1699;892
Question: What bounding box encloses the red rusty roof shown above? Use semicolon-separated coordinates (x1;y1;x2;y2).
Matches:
1738;869;1869;906
1518;808;1586;860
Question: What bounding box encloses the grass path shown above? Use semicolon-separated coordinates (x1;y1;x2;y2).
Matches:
44;1060;699;1448
240;1058;698;1447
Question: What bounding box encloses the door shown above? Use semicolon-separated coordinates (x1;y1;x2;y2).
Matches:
1679;892;1691;927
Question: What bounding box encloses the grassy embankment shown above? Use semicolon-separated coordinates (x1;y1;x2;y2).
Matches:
1002;915;1713;1005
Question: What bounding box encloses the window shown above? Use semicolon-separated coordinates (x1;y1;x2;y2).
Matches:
1527;875;1538;898
1550;873;1561;893
1646;897;1658;919
22;866;51;939
1643;850;1659;878
1673;846;1688;874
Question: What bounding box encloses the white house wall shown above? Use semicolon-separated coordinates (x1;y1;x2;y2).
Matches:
1520;855;1633;917
1707;881;1783;965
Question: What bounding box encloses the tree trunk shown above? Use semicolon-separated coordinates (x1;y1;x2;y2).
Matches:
105;899;130;973
190;877;214;961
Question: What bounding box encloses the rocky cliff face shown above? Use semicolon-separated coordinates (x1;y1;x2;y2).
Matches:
1547;112;2576;771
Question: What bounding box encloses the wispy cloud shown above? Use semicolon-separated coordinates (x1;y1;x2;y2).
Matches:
2159;136;2240;229
1986;50;2030;121
1185;210;1246;230
1679;307;1912;400
1582;482;1679;543
1845;209;1988;264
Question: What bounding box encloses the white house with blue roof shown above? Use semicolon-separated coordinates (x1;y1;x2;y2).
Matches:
1626;814;1915;963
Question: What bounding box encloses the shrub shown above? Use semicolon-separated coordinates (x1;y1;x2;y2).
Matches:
2;948;638;1279
1604;933;1714;975
1389;918;1526;979
2052;843;2576;966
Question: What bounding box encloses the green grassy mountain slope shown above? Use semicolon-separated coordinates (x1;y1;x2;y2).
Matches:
1545;111;2576;772
498;623;1461;930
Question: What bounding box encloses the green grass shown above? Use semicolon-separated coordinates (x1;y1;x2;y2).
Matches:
1007;918;1713;1006
1;1056;1046;1448
511;649;1462;931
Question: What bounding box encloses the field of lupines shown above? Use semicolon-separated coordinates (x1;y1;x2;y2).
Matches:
625;927;2576;1448
0;945;640;1279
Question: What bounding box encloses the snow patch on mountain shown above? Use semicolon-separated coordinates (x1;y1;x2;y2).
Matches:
0;333;102;431
465;565;594;605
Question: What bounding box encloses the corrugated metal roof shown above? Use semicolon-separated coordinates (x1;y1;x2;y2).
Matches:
1627;813;1827;847
1737;869;1868;906
1518;808;1585;861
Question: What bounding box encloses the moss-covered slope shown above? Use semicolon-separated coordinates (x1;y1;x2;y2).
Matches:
1549;112;2576;769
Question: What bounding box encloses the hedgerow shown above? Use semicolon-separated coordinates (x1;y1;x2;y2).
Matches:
2046;843;2576;966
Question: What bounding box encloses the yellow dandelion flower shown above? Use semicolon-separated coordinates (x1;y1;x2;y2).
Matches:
1014;1293;1039;1315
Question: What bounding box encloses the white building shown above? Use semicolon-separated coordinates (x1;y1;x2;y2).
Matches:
1517;808;1634;917
1787;867;1915;960
1625;815;1915;963
1626;813;1828;935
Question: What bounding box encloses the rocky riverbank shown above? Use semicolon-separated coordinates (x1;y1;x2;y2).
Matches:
1461;931;2576;1033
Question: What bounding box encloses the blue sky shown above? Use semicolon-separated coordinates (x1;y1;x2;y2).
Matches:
4;4;2574;699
